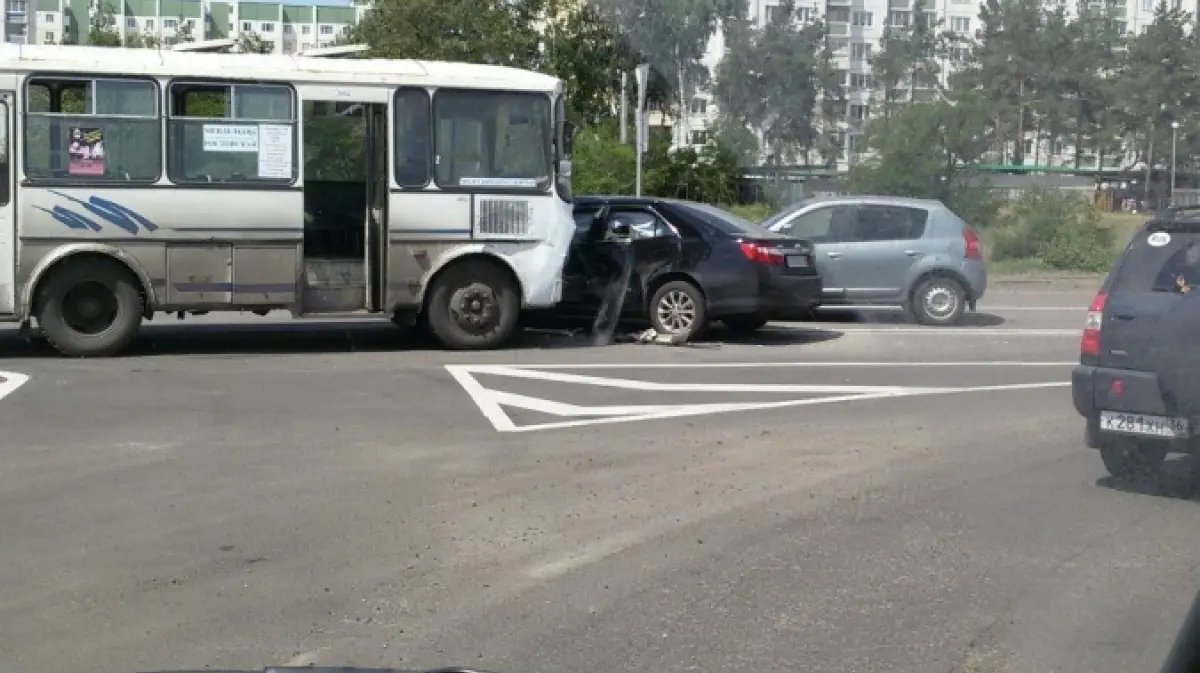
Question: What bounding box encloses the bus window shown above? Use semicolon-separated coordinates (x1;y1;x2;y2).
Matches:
0;100;9;205
393;88;430;188
167;81;296;184
431;90;550;191
24;77;160;182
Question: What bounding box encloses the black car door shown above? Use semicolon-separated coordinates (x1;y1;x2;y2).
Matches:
599;207;682;317
560;204;609;313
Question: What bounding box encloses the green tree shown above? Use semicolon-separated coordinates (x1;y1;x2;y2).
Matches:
356;0;543;67
542;2;639;124
1113;1;1199;189
167;16;196;46
952;0;1050;164
845;92;998;224
713;1;836;165
235;31;273;54
88;1;122;47
593;0;744;146
870;0;948;122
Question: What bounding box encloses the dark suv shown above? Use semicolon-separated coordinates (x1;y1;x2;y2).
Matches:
1072;208;1200;478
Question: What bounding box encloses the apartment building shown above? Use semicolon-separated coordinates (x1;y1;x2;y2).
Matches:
672;0;1167;170
23;0;367;54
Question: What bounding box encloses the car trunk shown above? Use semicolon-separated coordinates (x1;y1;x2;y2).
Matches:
1100;227;1200;416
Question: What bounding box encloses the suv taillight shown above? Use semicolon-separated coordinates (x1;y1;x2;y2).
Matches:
964;227;983;261
1081;292;1107;357
739;241;786;266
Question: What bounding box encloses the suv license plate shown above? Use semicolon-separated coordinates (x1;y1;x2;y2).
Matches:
785;256;808;268
1099;411;1189;438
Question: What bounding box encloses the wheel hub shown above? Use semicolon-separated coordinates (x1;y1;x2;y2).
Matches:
923;285;957;317
449;283;498;334
656;290;696;334
62;281;119;336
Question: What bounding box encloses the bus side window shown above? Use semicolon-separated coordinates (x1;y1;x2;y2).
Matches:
24;76;160;183
0;101;10;205
393;88;430;188
167;80;296;185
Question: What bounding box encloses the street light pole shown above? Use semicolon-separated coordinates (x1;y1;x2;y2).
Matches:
634;63;649;197
1172;120;1180;206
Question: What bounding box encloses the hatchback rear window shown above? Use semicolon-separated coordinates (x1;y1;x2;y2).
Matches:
1110;227;1200;295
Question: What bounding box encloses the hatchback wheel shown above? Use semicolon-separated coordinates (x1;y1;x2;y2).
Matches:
910;276;967;326
650;280;707;339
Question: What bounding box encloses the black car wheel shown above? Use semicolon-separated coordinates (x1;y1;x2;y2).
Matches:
910;276;967;326
650;280;707;338
1099;438;1167;480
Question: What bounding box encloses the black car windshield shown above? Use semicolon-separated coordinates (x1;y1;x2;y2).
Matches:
681;202;786;238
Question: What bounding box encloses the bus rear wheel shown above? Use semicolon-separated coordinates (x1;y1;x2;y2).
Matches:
35;258;143;357
425;260;519;350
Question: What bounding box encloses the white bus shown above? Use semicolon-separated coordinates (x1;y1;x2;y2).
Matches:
0;43;577;356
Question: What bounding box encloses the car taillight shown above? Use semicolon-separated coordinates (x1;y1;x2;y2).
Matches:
1080;291;1107;357
739;241;786;266
964;227;983;261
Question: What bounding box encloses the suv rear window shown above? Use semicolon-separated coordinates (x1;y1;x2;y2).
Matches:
1110;227;1200;295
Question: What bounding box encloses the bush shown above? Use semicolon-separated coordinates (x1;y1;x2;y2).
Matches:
990;188;1116;272
571;123;744;205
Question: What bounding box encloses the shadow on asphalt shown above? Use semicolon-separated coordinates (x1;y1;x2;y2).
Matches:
0;320;847;358
814;309;1006;327
1096;455;1200;503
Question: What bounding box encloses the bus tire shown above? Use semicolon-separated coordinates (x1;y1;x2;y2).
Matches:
35;257;143;357
425;260;519;350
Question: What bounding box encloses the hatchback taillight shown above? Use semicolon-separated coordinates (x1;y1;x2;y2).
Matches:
964;227;983;261
1081;292;1107;357
739;241;786;266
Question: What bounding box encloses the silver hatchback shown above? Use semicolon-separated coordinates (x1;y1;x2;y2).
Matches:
763;196;988;325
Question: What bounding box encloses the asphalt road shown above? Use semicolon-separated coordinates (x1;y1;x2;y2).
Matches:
1;283;1197;673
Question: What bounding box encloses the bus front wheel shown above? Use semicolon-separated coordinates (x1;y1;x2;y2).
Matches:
35;258;144;357
425;260;519;350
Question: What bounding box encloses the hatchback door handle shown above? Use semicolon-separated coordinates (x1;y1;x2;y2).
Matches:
826;252;843;259
904;250;923;257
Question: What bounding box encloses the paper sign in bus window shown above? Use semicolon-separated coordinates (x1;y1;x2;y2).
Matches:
257;124;292;179
203;124;259;152
68;127;105;177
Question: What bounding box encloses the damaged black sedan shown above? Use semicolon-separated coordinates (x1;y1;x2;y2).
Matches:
552;196;822;338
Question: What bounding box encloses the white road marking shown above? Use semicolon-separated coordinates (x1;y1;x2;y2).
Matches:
979;306;1084;311
824;305;1083;311
0;371;30;402
481;361;1076;370
446;364;1070;434
780;327;1079;336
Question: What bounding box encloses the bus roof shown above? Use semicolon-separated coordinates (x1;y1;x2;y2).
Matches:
0;43;562;94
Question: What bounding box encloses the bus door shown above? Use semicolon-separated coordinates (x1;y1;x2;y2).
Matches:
0;91;13;316
364;102;388;312
299;97;387;314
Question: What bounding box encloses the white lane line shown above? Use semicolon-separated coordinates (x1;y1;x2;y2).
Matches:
980;306;1084;311
497;381;1071;434
0;371;30;401
446;363;515;432
463;364;959;394
483;361;1077;370
785;327;1079;335
824;305;1083;311
447;364;1073;434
